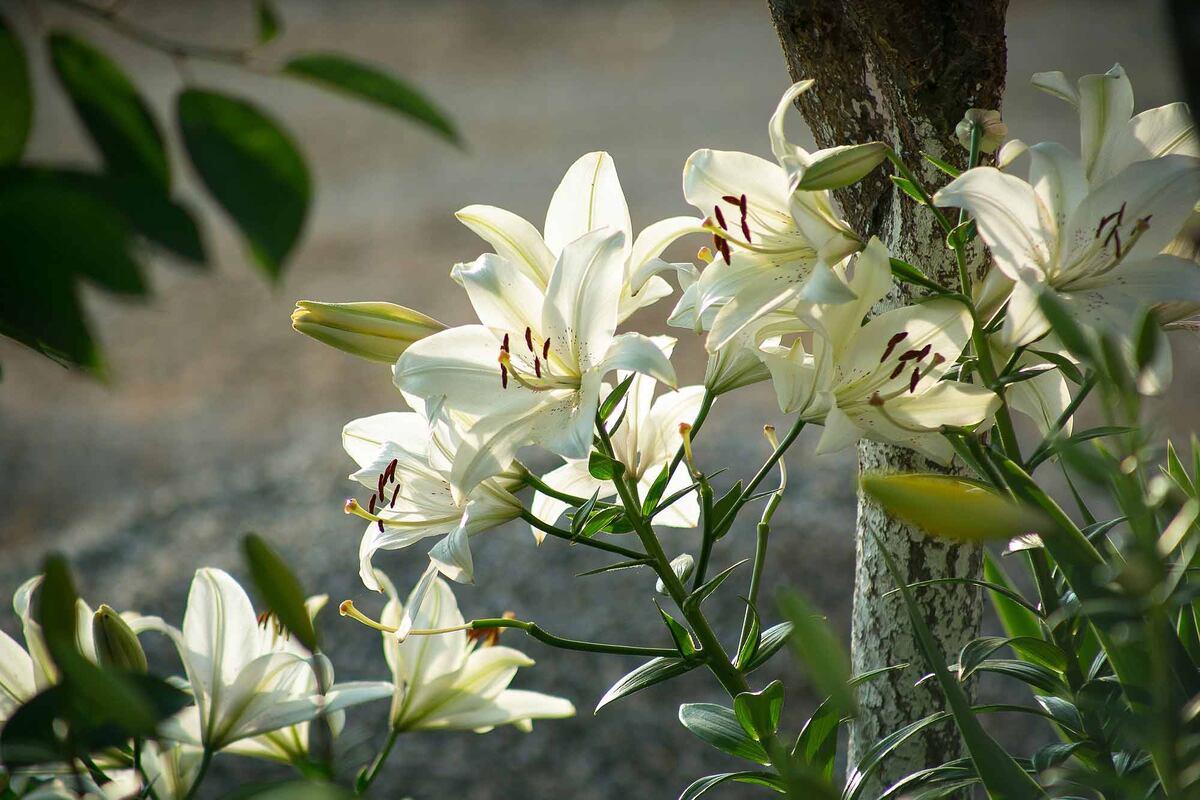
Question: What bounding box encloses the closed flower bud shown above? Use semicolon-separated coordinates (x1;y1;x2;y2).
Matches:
955;109;1007;154
93;604;147;673
656;553;695;595
792;142;889;191
704;346;770;396
292;301;446;364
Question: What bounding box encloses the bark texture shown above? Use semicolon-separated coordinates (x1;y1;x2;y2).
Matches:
766;1;1008;793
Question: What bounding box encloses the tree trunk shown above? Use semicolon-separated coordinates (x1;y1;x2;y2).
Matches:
766;1;1008;793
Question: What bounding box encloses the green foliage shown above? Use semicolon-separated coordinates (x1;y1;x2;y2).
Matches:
678;702;771;765
0;5;460;376
243;532;321;652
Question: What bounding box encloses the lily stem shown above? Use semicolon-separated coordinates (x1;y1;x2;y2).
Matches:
357;728;399;794
713;417;805;537
519;509;646;560
183;749;212;800
471;618;679;658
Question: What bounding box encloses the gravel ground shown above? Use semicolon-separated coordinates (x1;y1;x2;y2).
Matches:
1;1;1195;797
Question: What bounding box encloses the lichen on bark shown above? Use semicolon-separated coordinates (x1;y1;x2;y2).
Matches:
766;0;1009;793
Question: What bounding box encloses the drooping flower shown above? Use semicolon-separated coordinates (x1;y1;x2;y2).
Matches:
531;366;706;535
153;568;391;753
455;151;702;321
757;238;1000;463
378;573;574;733
394;228;676;499
679;80;863;351
342;408;524;589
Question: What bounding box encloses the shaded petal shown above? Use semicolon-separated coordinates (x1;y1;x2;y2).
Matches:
629;217;707;277
182;569;259;702
600;332;677;388
882;380;1000;429
647;468;700;528
814;404;861;455
358;517;453;592
1008;368;1074;436
342;412;430;470
1028;142;1088;233
1078;64;1134;180
543;152;631;254
1102;102;1200;181
456;204;555;286
640;385;706;467
428;514;475;584
0;629;34;719
1032;70;1080;106
452;254;546;340
839;298;973;396
1002;278;1052;347
682;149;792;233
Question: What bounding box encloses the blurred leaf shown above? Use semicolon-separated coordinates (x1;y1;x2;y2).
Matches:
37;555;80;660
1032;741;1086;772
595;656;698;713
678;703;770;765
778;590;855;716
743;622;792;672
93;604;147;673
678;771;785;800
862;473;1050;543
1036;289;1093;360
243;533;319;652
283;53;459;145
49;32;169;190
733;680;784;742
793;697;839;779
875;538;1047;799
177;88;309;279
256;1;282;44
0;13;31;165
970;659;1067;693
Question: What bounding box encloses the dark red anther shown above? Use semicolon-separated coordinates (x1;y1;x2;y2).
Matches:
542;338;551;359
390;484;401;508
500;363;509;388
739;194;748;214
915;344;931;361
879;331;909;362
721;194;741;204
889;362;907;379
377;519;385;533
1116;201;1126;226
716;237;732;265
368;494;377;515
377;472;386;498
502;333;510;352
713;205;728;230
869;392;885;407
534;356;542;378
524;327;534;351
909;367;921;393
931;353;946;367
384;458;398;484
739;194;751;242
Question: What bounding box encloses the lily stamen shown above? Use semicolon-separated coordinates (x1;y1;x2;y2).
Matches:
339;600;474;637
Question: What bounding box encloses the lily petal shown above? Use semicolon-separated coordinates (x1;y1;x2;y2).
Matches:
544;152;631;254
456;204;555;286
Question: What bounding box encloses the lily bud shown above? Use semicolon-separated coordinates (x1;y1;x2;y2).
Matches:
955;109;1007;154
93;604;147;673
704;345;770;396
656;554;695;595
792;142;889;191
292;301;446;364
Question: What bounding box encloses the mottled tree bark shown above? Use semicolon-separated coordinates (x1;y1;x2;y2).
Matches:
765;1;1008;794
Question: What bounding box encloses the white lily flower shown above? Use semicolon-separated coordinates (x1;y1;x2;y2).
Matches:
456;151;701;321
138;742;204;800
394;228;677;499
531;367;706;537
680;80;862;351
379;574;574;733
934;154;1200;347
154;568;391;753
343;409;524;589
758;238;1000;463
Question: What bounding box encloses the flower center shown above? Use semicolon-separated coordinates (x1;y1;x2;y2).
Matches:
496;327;578;391
842;329;947;413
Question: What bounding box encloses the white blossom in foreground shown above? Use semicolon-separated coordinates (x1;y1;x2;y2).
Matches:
935;154;1200;347
531;368;706;536
343;409;524;589
378;574;574;733
758;238;999;463
680;80;862;351
456;151;701;322
394;228;676;499
153;568;391;752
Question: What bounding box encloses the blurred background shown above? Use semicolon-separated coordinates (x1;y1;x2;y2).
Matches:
0;1;1195;797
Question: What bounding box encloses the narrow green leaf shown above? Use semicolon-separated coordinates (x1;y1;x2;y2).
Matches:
575;557;654;577
0;13;31;165
256;1;282;44
778;590;855;716
889;174;927;205
655;601;697;657
710;480;742;539
862;473;1050;543
642;464;671;517
889;257;944;292
177;89;309;279
733;680;784;741
735;599;761;670
283;53;459;144
595;657;698;712
599;373;636;421
49;33;169;190
588;451;625;481
875;538;1047;798
921;151;962;177
243;533;319;651
678;703;770;764
744;622;793;672
569;489;601;538
678;771;786;800
683;559;746;615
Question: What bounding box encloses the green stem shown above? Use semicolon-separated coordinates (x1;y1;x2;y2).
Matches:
519;508;646;560
739;521;772;648
52;0;255;65
714;417;805;537
470;618;678;658
885;148;954;235
691;480;716;590
183;749;212;800
518;464;590;506
356;728;399;794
